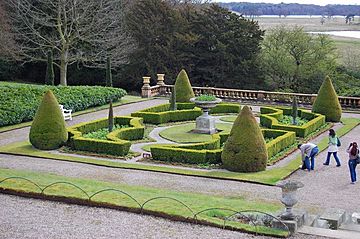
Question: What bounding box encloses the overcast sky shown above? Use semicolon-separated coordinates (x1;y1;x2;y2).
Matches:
213;0;359;5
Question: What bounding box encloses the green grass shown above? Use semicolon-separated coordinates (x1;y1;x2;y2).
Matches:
220;115;237;122
159;123;233;143
0;118;358;185
0;168;286;236
0;95;149;133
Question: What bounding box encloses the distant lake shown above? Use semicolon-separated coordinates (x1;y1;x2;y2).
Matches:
309;31;360;39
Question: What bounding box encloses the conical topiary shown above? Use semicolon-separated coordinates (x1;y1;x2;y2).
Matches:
169;88;177;111
291;96;298;125
312;76;342;122
29;90;68;150
221;106;268;172
174;69;195;102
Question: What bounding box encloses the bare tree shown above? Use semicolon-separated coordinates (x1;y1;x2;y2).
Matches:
7;0;134;85
0;1;17;59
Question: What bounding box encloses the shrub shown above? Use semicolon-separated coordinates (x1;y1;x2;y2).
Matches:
0;82;126;127
312;76;342;122
29;90;68;149
68;116;144;156
221;106;267;172
174;69;195;102
195;94;217;101
260;107;325;137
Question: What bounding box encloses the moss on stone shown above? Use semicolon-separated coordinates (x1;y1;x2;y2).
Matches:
174;69;195;103
221;106;267;172
312;76;342;122
29;90;68;150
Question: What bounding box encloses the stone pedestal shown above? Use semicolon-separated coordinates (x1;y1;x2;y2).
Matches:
193;112;217;134
141;76;151;98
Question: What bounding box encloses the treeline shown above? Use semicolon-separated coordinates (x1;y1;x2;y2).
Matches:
219;2;360;17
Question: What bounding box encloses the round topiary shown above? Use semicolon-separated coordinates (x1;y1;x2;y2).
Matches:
312;76;342;122
174;69;195;103
29;90;68;150
221;106;267;172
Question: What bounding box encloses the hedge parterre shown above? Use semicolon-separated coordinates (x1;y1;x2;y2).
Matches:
0;82;126;127
67;116;144;156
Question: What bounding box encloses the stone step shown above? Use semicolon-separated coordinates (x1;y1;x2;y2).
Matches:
339;223;360;232
299;225;360;239
312;218;330;229
319;208;347;229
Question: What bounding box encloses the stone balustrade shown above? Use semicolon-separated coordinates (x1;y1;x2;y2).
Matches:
141;75;360;108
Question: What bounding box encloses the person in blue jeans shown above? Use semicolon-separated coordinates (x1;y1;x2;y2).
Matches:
347;142;359;184
323;129;341;167
298;143;319;171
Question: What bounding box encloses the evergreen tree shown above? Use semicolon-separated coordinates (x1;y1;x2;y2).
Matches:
45;50;54;85
169;88;177;111
291;96;298;125
106;57;113;87
108;99;114;132
174;69;195;102
312;76;342;122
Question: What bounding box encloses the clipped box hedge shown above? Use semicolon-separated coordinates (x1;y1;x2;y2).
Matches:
0;82;126;127
131;102;241;125
260;107;326;138
150;129;295;165
68;116;144;156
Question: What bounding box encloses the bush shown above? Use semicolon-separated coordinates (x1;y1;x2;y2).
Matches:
174;69;195;102
132;102;240;125
260;107;326;137
312;76;342;122
0;82;126;127
221;106;268;172
29;90;68;150
68;116;144;156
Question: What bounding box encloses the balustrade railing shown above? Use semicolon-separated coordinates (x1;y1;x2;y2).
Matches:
141;76;360;109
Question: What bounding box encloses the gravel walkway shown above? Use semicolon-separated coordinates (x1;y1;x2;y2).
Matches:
0;194;328;239
0;99;168;147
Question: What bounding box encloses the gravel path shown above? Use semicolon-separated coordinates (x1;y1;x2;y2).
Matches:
0;194;328;239
0;99;168;147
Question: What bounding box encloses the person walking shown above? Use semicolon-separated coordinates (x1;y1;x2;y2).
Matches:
347;142;359;184
323;129;341;167
298;142;319;171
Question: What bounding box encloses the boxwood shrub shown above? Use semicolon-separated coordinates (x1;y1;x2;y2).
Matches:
68;116;143;156
131;102;240;125
0;82;126;127
150;129;295;165
260;107;325;137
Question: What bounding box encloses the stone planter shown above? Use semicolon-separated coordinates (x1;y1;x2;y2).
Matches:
277;181;304;220
190;97;222;134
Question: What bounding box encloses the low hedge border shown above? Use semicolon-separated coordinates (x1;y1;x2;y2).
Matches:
68;116;144;156
260;107;326;137
150;129;295;165
131;103;240;124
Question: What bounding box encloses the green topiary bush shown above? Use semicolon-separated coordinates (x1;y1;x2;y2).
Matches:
29;90;68;150
312;76;342;122
174;69;195;102
221;105;268;172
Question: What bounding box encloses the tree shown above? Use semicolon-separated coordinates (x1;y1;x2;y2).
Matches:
29;90;68;150
312;76;342;122
0;1;17;59
221;105;267;172
291;96;298;125
169;88;177;111
6;0;134;86
261;26;337;93
106;57;113;87
45;50;54;85
174;69;195;102
108;100;114;132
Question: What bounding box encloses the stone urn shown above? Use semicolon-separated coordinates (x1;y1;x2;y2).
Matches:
277;181;304;220
190;97;222;134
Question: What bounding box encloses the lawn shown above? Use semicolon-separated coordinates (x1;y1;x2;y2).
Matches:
0;118;358;185
0;168;287;237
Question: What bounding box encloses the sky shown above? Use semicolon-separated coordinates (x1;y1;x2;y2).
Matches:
213;0;359;5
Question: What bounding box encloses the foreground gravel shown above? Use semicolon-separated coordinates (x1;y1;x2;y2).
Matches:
0;194;328;239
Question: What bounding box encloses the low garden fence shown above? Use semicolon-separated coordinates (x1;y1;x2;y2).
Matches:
0;176;290;237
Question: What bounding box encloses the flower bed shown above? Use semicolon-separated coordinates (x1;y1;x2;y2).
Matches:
67;116;144;156
150;129;295;165
260;107;326;137
131;102;240;124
